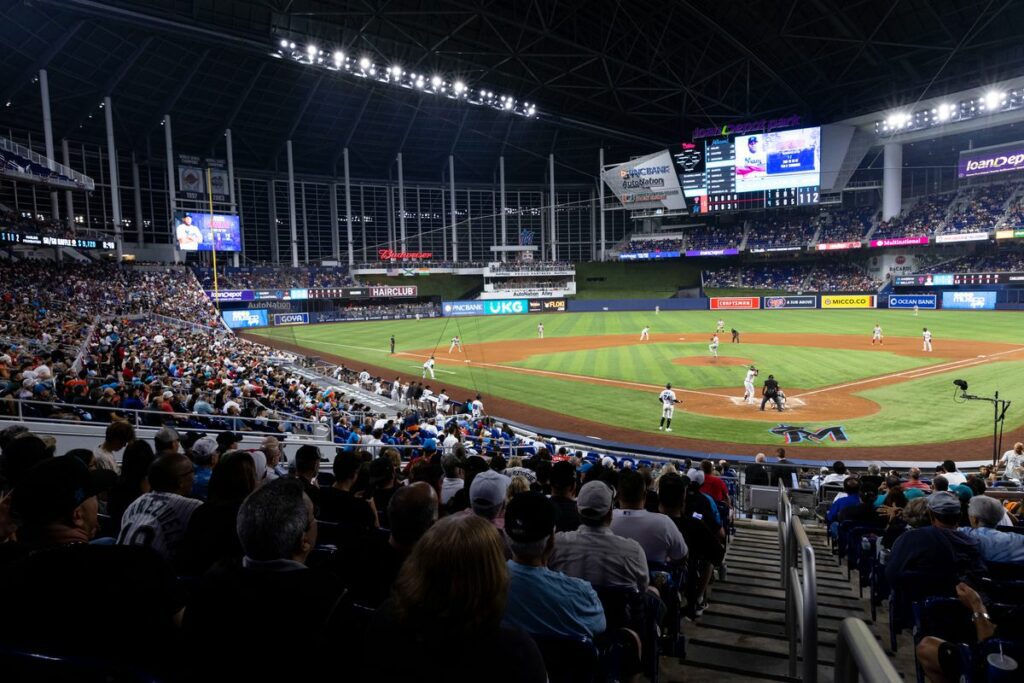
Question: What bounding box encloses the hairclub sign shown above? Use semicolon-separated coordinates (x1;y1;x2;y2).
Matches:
692;115;802;140
378;249;433;260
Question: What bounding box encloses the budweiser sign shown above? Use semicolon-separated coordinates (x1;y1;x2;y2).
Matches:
378;249;433;260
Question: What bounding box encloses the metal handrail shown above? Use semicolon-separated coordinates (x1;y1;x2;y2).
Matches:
779;483;818;683
833;618;901;683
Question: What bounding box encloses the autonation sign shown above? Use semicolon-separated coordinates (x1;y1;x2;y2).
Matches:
959;140;1024;178
442;299;529;317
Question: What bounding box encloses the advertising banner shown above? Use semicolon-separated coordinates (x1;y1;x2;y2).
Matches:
174;212;241;252
942;291;997;310
222;309;268;329
601;149;687;212
205;289;254;302
529;299;567;313
618;251;681;261
934;232;989;244
273;312;309;326
816;241;861;251
763;295;817;309
686;248;739;257
995;229;1024;239
888;294;937;309
748;246;803;254
820;294;877;309
869;236;929;248
369;285;418;298
710;297;760;310
958;140;1024;178
483;299;529;315
442;301;484;317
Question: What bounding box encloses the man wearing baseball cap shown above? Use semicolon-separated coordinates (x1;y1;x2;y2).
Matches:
885;491;986;586
502;492;606;639
548;480;649;591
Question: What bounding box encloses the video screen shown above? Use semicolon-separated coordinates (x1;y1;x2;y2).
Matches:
174;213;241;252
734;127;820;192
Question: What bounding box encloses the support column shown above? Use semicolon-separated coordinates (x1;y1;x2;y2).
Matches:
61;139;74;227
397;153;407;252
329;182;340;262
286;141;299;267
883;141;903;221
38;69;59;223
440;178;448;261
164;115;177;262
448;155;457;262
416;188;423;252
499;156;507;262
226;129;240;266
599;147;606;261
548;153;556;261
131;152;144;244
269;181;279;264
104;96;123;259
343;148;353;266
300;181;309;264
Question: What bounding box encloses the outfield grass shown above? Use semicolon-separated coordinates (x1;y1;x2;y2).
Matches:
251;309;1024;448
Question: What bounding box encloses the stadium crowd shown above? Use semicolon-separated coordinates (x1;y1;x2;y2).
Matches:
704;262;879;292
489;261;575;273
315;301;440;322
922;249;1024;274
873;192;955;240
684;225;742;251
193;266;353;290
744;216;816;249
944;183;1016;234
620;236;683;255
816;207;875;243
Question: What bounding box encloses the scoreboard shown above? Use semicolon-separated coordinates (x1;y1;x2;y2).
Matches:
894;272;1024;286
674;126;821;215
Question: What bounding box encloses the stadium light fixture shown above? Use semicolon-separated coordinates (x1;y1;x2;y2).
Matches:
936;103;951;121
985;90;1003;110
272;35;538;117
875;86;1023;136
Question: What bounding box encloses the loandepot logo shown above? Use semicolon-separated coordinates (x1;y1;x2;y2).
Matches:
770;424;849;444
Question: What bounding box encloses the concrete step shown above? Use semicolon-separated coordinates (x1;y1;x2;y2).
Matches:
677;641;834;683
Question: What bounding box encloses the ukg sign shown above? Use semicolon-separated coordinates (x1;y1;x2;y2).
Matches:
959;140;1024;178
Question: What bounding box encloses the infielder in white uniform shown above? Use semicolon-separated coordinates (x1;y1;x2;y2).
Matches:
655;305;660;315
913;304;919;317
922;327;933;352
872;324;883;345
709;334;720;359
743;365;758;404
422;355;436;378
716;319;725;333
640;325;650;341
448;335;462;353
537;322;544;339
658;383;679;431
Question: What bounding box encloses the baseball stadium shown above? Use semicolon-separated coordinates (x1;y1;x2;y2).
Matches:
2;2;1024;682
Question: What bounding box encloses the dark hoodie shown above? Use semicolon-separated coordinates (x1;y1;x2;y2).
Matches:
885;525;987;586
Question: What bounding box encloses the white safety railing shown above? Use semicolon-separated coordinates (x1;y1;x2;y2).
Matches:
779;482;818;683
833;618;902;683
0;137;95;190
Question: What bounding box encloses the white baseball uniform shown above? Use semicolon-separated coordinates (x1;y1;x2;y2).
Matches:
922;330;932;352
659;388;677;419
537;323;544;338
872;325;882;343
437;392;449;414
640;326;650;341
716;319;725;333
448;336;462;353
709;335;719;358
471;398;484;418
743;368;757;403
422;358;436;378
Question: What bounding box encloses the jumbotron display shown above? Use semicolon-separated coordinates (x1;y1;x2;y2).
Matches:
676;126;821;214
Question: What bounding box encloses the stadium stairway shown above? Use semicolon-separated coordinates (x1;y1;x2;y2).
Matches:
662;519;878;682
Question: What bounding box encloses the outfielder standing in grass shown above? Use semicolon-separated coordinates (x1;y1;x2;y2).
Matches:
658;383;680;431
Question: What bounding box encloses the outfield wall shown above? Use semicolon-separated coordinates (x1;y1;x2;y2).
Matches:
567;298;708;312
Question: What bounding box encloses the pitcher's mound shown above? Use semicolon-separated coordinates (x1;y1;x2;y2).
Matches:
672;357;755;367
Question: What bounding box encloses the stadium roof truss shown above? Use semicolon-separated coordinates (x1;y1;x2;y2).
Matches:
0;0;1022;183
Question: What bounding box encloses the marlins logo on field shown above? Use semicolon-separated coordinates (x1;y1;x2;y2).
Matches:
769;424;849;444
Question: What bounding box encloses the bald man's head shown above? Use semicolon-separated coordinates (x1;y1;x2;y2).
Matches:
148;453;195;496
388;481;438;549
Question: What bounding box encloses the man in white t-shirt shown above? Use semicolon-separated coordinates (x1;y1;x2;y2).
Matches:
999;442;1024;480
116;454;202;562
358;369;371;386
938;459;966;487
471;394;485;418
658;383;678;432
610;470;687;565
436;389;449;414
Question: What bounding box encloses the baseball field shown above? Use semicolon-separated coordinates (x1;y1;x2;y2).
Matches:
247;309;1024;460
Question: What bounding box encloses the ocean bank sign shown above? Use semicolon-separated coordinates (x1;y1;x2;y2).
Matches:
942;291;996;310
888;294;937;309
222;309;268;329
443;299;528;317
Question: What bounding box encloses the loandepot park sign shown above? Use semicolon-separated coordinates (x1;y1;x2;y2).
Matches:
959;140;1024;179
692;114;802;140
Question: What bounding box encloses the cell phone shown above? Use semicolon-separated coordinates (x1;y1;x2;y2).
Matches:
692;512;703;520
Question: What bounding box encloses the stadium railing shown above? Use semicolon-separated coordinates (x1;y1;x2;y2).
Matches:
779;482;818;682
833;617;902;683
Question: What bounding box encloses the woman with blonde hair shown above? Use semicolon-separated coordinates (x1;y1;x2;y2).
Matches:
362;514;546;682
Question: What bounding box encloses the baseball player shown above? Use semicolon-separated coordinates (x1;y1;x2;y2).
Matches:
436;389;449;415
709;334;720;360
731;327;740;343
422;355;436;379
390;335;396;354
913;303;919;317
872;324;883;345
448;335;462;353
655;305;660;315
640;325;650;341
716;319;725;333
658;383;680;431
922;327;933;352
743;365;758;404
537;322;544;339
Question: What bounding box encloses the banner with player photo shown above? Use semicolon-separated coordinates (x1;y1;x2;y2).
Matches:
762;295;816;309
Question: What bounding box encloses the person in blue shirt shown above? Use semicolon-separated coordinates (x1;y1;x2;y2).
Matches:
960;495;1024;564
826;477;862;537
502;492;606;640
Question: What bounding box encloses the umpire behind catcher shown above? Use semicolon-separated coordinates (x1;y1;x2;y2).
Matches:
761;374;784;412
